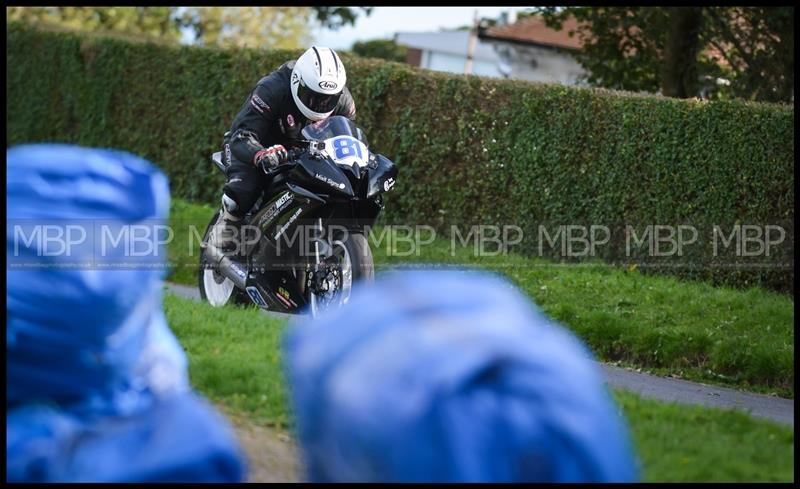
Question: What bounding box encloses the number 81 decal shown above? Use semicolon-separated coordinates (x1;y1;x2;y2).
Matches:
333;137;362;159
329;136;366;165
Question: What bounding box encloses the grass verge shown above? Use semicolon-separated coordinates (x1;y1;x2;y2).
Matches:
164;293;794;482
166;199;794;396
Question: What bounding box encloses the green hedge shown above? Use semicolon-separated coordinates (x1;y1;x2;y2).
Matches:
7;22;794;292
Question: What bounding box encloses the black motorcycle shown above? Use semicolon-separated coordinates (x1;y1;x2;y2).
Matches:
198;116;397;317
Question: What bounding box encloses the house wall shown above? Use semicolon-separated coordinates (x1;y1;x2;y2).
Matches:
424;50;500;78
491;43;587;85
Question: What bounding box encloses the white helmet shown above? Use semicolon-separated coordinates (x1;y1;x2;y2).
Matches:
291;46;347;121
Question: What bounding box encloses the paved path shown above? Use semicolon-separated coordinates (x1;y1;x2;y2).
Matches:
165;282;793;427
601;364;793;426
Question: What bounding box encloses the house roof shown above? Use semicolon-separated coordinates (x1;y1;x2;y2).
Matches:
480;15;587;51
394;30;500;62
478;14;733;75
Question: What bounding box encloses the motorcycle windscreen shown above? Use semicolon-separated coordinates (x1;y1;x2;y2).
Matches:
302;115;369;147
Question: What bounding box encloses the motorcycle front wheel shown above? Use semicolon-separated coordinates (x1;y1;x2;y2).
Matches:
308;231;374;317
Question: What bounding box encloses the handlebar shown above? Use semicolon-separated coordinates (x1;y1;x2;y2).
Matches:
283;147;306;162
262;140;326;176
290;138;326;155
282;139;327;164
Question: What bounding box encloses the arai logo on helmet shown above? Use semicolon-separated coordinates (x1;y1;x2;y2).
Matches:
318;80;338;91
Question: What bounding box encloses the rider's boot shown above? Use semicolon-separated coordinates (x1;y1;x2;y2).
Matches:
205;194;242;252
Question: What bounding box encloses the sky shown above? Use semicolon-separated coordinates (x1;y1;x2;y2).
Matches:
312;7;533;50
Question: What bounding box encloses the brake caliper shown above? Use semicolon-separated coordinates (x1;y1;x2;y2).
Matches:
308;265;341;296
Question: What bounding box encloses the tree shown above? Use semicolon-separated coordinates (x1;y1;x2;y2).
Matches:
532;6;793;102
351;39;408;62
178;7;312;50
6;6;181;43
8;6;374;50
312;7;373;30
177;7;374;49
661;8;704;98
704;7;794;102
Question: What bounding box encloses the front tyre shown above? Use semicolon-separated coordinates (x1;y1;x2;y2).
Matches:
309;231;373;317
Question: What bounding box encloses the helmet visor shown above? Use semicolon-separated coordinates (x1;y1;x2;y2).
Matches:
297;81;341;114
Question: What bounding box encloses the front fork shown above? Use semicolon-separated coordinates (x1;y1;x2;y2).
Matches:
305;217;342;305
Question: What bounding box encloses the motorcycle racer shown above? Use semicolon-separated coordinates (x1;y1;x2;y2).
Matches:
208;46;357;252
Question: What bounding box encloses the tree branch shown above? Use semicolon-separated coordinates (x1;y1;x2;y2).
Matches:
708;9;755;70
707;39;743;77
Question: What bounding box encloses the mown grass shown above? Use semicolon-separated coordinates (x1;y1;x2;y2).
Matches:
166;199;794;396
167;199;217;286
163;293;794;482
164;292;289;428
613;390;794;482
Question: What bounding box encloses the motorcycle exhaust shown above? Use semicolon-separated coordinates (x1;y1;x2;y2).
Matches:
204;245;248;290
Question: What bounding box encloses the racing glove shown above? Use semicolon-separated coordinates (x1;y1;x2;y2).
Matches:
254;144;289;171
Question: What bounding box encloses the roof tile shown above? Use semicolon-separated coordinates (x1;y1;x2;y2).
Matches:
483;15;588;50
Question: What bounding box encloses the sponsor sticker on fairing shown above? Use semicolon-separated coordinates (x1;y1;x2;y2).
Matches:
278;287;298;308
258;192;293;228
315;173;346;190
274;207;303;240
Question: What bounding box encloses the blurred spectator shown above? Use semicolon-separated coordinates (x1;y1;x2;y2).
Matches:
284;269;640;482
6;144;245;482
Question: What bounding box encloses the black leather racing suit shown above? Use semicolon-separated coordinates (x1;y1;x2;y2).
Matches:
221;60;357;218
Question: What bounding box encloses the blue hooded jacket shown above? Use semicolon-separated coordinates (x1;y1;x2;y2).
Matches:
284;269;640;482
6;144;245;482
